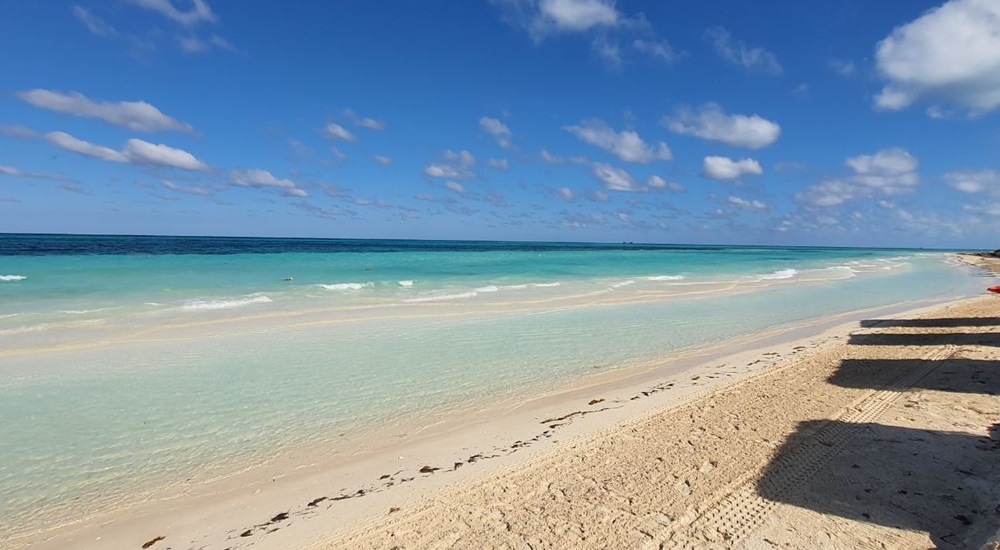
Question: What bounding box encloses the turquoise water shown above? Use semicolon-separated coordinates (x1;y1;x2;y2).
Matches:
0;235;986;540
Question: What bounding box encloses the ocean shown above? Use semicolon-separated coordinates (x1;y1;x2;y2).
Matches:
0;234;985;541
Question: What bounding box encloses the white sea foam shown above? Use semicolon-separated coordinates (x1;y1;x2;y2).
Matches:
397;280;414;287
319;282;373;291
610;280;635;288
646;275;685;281
182;295;273;311
826;266;857;275
0;323;49;335
760;268;798;280
531;282;561;288
502;284;529;290
144;302;164;306
404;291;478;303
0;313;20;319
475;285;500;293
0;275;26;282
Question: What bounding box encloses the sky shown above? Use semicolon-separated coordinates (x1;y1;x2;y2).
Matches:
1;0;999;248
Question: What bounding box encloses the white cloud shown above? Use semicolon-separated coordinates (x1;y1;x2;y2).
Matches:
45;131;209;171
965;202;1000;217
539;0;618;31
647;175;667;188
664;103;781;149
488;158;509;170
17;89;192;132
230;169;307;197
0;164;67;182
945;169;1000;193
797;148;920;207
556;187;575;201
647;175;684;192
73;6;117;37
443;149;476;167
127;0;217;26
0;125;40;140
424;150;477;179
588;190;610;202
323;123;357;142
486;191;508;207
479;117;513;148
540;149;588;165
444;181;466;194
592;162;637;191
357;118;385;130
493;0;620;41
593;37;622;68
122;138;209;171
565;118;672;163
705;26;782;75
874;0;1000;114
344;110;386;130
373;155;394;166
210;34;235;50
162;180;211;196
561;211;607;228
424;164;463;178
829;59;857;77
727;196;770;212
492;1;677;70
701;156;763;179
926;106;949;119
178;34;236;53
844;148;919;191
46;131;128;163
540;149;561;164
797;180;859;207
178;36;207;53
633;39;679;63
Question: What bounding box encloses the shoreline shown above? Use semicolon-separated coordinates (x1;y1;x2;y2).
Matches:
0;258;911;360
323;292;1000;549
15;291;990;550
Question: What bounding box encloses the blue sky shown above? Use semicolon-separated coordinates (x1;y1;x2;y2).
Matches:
1;0;999;248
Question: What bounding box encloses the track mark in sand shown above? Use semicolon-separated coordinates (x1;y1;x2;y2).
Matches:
223;400;615;547
656;345;957;548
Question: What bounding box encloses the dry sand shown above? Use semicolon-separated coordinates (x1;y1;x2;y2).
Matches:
313;293;1000;548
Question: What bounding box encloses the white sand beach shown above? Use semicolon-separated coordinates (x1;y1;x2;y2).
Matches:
21;257;1000;550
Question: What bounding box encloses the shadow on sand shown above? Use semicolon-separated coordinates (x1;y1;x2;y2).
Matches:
757;421;1000;548
756;315;1000;547
860;318;1000;329
829;359;1000;395
848;332;1000;347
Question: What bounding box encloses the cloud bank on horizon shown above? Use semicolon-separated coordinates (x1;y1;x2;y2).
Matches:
0;0;998;248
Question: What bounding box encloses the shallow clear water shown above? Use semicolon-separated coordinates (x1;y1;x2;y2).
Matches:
0;235;984;539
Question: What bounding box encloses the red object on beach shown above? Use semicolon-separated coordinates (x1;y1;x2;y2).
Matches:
989;286;1000;294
